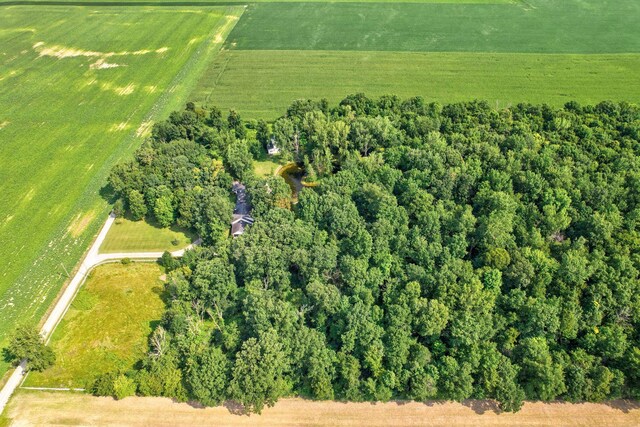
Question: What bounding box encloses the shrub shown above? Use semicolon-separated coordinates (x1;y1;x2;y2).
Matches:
113;374;137;400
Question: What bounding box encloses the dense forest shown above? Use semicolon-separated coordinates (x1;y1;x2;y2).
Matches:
104;96;640;413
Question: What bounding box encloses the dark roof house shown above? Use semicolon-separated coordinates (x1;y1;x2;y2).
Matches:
231;181;254;237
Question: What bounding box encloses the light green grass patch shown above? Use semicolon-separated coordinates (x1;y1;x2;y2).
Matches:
24;263;166;389
195;50;640;120
254;156;286;178
99;217;196;253
227;0;640;53
0;5;243;376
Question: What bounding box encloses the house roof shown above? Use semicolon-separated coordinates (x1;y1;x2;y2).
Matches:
231;221;245;236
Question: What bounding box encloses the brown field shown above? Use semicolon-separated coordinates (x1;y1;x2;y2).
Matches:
5;391;640;427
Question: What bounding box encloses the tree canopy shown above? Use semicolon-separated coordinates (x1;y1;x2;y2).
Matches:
105;96;640;413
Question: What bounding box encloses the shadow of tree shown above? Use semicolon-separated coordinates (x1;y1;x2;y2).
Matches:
185;400;206;409
224;400;248;416
604;400;640;414
461;399;502;415
2;347;15;364
99;183;116;204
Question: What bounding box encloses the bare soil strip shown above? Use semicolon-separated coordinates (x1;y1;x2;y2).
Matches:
6;392;640;427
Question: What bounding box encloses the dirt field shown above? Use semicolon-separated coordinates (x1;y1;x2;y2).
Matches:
5;390;640;427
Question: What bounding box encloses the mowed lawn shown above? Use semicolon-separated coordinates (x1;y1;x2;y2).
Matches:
24;263;166;389
99;217;196;254
196;50;640;119
0;6;243;376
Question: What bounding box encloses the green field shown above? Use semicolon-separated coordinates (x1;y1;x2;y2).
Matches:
193;0;640;118
24;263;166;388
196;50;640;119
99;218;196;253
227;1;640;53
0;5;243;375
0;0;517;3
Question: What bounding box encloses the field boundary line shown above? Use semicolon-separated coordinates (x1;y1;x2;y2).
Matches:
0;1;248;6
20;387;85;391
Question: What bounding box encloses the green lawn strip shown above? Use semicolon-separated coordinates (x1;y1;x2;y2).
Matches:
99;217;196;254
195;50;640;120
24;263;166;389
0;5;243;376
254;159;283;178
226;0;640;53
254;153;286;178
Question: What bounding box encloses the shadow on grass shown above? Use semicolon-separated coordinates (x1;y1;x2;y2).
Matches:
1;347;15;365
181;399;247;416
461;399;502;415
604;400;640;413
99;183;117;205
223;400;248;415
111;212;197;244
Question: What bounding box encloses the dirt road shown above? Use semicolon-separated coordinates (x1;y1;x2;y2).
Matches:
6;391;640;427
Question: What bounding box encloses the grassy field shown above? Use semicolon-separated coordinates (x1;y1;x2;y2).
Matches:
0;0;517;4
99;217;196;253
24;263;166;389
254;155;285;178
227;0;640;53
5;393;640;426
197;50;640;119
192;0;640;119
0;5;243;376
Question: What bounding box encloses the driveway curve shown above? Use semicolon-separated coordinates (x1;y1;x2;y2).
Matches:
0;213;199;414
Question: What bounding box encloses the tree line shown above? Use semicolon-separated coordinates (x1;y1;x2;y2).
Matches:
97;96;640;413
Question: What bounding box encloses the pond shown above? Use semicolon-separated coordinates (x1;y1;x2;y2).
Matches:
278;163;305;199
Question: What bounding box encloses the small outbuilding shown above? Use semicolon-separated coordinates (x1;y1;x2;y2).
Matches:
267;136;280;156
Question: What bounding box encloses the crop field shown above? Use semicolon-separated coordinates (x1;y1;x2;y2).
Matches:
0;5;244;376
0;0;517;4
99;218;195;253
227;1;640;53
24;263;166;389
5;393;640;426
197;51;640;119
195;0;640;118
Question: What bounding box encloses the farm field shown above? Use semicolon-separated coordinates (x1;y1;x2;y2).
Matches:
0;5;243;376
193;0;640;119
0;0;517;4
197;50;640;119
99;217;195;254
226;1;640;53
5;393;640;426
24;263;166;389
